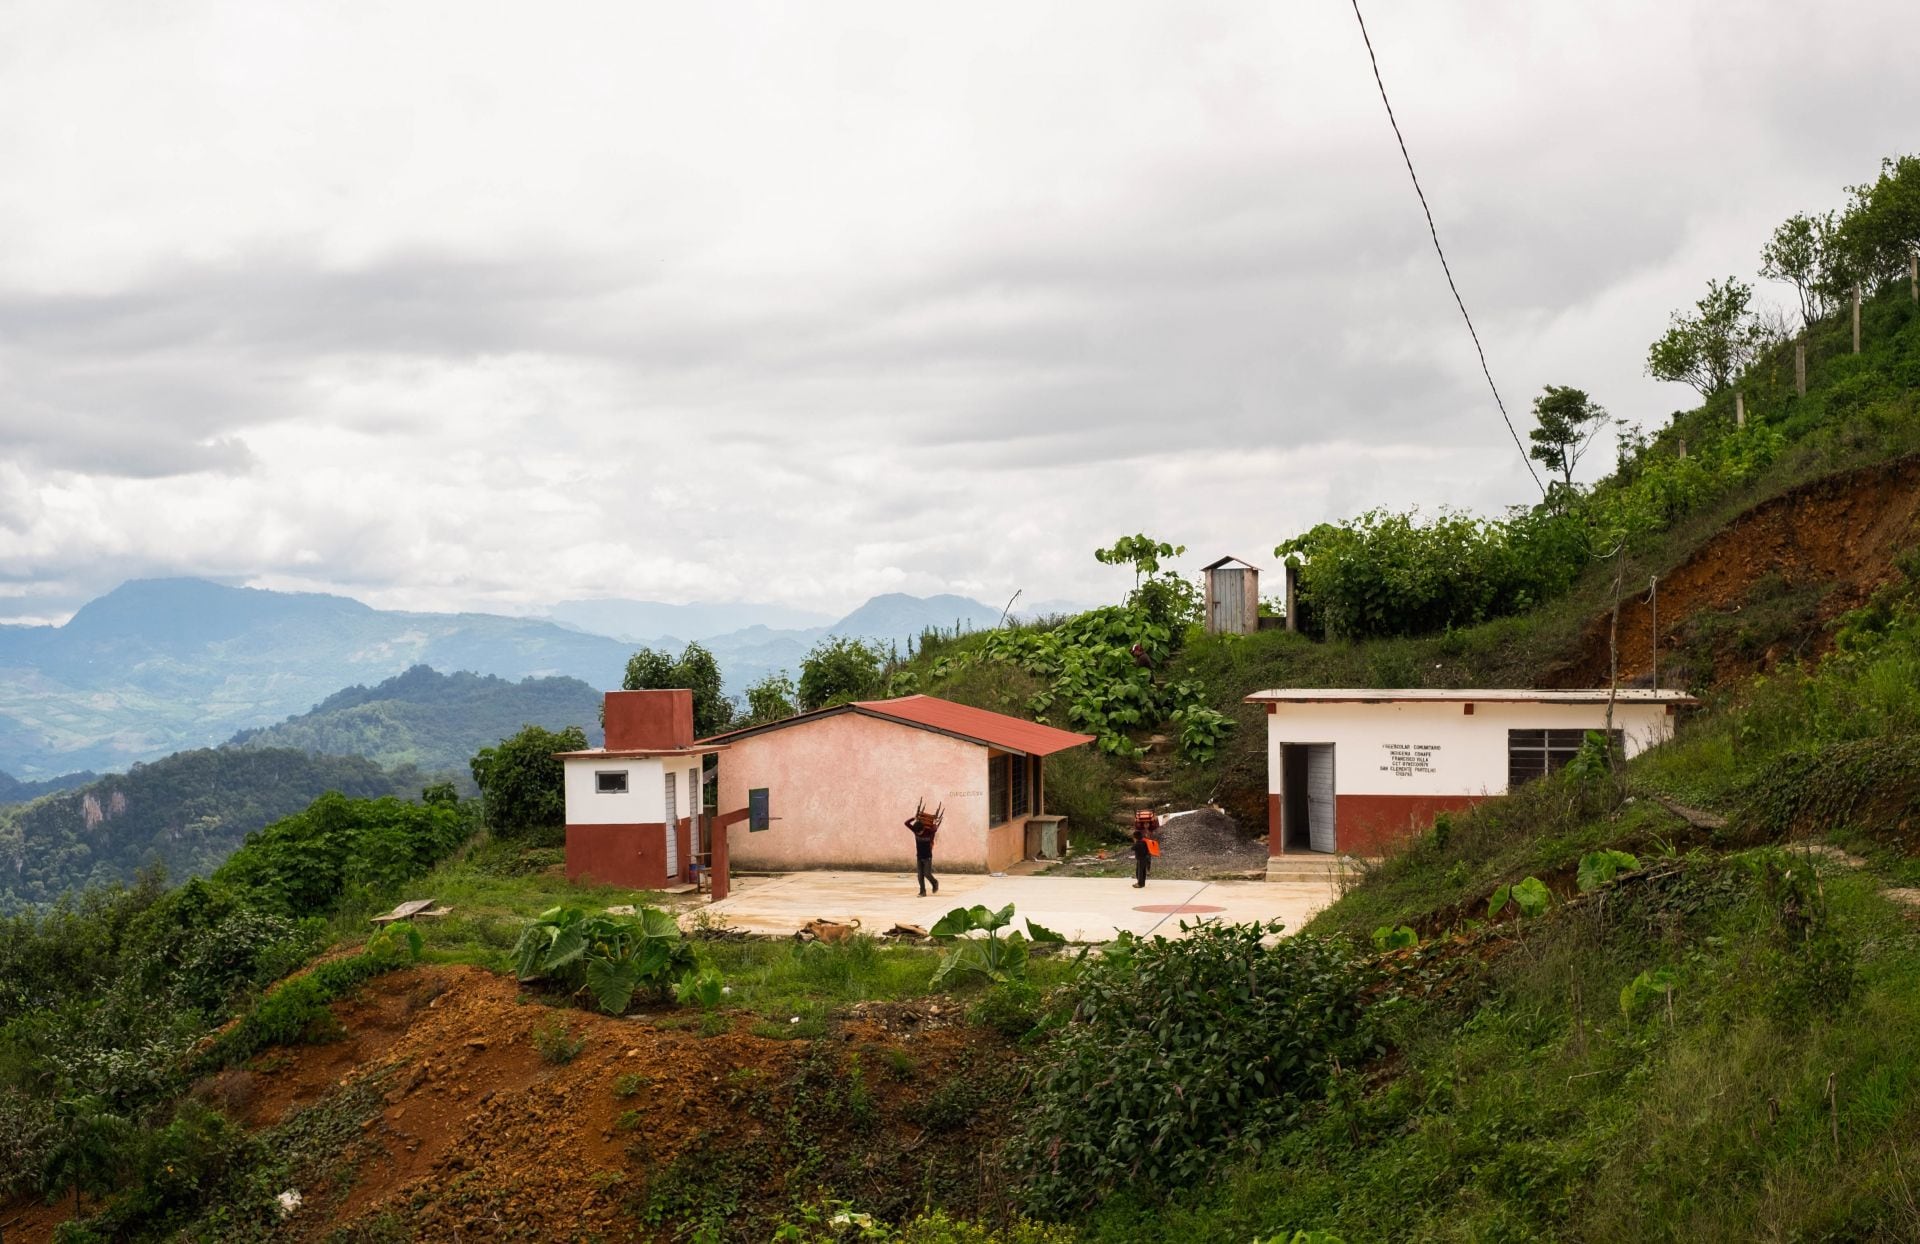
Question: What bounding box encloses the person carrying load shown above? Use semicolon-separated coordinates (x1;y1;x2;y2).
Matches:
1131;809;1161;888
905;799;942;896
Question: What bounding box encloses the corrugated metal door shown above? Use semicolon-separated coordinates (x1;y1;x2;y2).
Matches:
663;770;679;879
1307;744;1336;853
688;766;701;869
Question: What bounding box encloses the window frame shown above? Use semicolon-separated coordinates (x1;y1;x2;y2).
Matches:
1507;728;1621;788
988;753;1009;827
594;770;629;795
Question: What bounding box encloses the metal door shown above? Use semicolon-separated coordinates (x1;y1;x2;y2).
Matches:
1307;744;1336;853
663;770;679;879
688;767;701;869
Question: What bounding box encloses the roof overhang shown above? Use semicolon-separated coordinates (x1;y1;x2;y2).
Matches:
554;745;727;760
700;697;1096;757
1245;687;1700;707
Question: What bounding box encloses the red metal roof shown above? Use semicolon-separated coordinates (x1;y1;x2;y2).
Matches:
852;695;1096;756
700;693;1096;756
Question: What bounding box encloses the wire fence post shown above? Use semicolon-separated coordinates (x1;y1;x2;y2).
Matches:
1649;575;1659;690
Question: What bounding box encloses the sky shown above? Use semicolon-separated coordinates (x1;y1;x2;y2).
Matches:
2;0;1916;626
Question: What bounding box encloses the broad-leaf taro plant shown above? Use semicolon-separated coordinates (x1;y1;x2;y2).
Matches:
513;905;696;1015
928;903;1066;986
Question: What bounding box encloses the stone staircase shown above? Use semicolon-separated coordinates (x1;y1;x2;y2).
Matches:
1264;853;1361;886
1113;733;1176;830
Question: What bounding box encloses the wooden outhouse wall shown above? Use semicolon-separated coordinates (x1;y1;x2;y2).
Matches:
1204;566;1259;635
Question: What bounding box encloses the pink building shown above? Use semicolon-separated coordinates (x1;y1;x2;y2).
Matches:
555;689;726;890
706;695;1095;874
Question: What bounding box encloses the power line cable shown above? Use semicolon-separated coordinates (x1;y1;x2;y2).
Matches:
1348;0;1546;496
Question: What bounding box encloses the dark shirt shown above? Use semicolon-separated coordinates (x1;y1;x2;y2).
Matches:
906;819;935;859
1133;835;1151;861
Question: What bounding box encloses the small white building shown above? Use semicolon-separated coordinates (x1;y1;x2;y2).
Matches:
1246;688;1698;857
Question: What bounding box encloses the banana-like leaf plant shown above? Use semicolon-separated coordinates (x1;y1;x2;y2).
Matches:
928;903;1064;985
512;905;695;1014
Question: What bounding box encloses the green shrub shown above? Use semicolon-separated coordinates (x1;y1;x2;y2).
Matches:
1011;923;1380;1214
969;979;1042;1039
1277;507;1586;640
469;725;587;843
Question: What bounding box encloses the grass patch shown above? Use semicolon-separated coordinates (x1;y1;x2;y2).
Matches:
320;839;667;971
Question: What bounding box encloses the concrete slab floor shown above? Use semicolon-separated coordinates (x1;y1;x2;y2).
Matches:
693;870;1340;943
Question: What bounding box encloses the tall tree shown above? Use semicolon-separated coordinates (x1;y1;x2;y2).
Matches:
1527;385;1610;492
622;643;732;737
742;671;797;726
469;724;587;841
673;642;732;737
797;637;884;711
1645;277;1770;397
621;647;677;692
1759;211;1839;328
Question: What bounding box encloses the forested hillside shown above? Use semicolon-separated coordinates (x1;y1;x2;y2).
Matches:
226;665;603;775
0;749;423;909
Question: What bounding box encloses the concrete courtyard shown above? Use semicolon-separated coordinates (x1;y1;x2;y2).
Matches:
693;870;1342;942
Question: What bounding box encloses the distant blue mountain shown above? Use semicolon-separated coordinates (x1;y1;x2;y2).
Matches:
0;579;635;778
0;578;1009;779
547;598;833;643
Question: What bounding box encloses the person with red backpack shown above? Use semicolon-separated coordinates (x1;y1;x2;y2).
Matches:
1131;809;1160;888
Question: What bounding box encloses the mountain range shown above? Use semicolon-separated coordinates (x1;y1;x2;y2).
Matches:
227;665;607;776
0;578;1014;778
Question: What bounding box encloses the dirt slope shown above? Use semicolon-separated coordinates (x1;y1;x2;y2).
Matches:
1544;455;1920;688
8;966;1020;1243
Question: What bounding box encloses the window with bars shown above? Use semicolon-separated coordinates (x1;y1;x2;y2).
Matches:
1010;754;1030;818
1508;729;1621;787
988;754;1008;826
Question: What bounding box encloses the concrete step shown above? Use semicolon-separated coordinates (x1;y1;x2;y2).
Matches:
1264;855;1361;885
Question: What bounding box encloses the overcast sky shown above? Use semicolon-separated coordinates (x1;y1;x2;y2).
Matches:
2;1;1915;626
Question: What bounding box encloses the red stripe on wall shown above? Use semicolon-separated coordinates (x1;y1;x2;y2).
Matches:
566;822;669;889
1335;794;1484;857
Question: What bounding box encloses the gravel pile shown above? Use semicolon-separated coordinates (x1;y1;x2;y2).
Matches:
1153;807;1267;878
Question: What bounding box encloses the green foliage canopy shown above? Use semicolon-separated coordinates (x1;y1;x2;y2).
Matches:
1012;922;1380;1215
1528;384;1610;491
797;636;885;711
469;724;587;842
1645;276;1771;397
1276;507;1587;641
623;643;734;737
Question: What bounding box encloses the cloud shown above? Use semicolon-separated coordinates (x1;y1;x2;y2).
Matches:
0;0;1915;625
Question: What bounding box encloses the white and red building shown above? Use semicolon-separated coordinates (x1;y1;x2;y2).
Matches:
555;689;724;890
1247;688;1698;857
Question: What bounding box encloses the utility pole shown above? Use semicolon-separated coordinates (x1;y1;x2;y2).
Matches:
1735;391;1745;428
1854;284;1862;354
